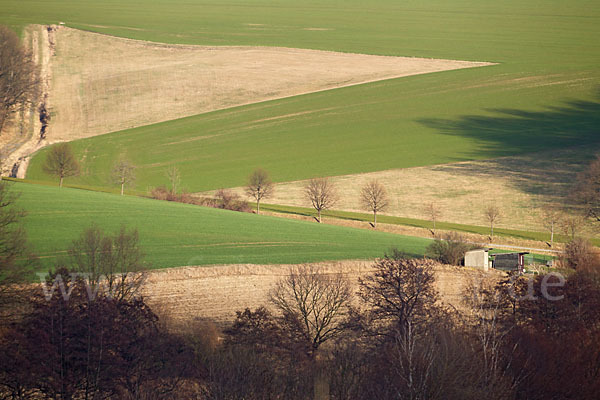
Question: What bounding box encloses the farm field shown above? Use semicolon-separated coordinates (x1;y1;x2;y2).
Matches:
10;182;431;273
142;261;496;326
218;145;600;234
19;0;600;195
23;26;489;144
2;2;600;398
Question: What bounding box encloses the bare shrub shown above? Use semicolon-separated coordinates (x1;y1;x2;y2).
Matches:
166;165;181;195
149;187;250;212
150;186;201;205
214;189;251;212
562;237;600;271
426;232;476;266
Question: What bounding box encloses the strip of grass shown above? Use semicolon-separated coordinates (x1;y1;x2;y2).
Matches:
9;182;432;273
259;203;592;247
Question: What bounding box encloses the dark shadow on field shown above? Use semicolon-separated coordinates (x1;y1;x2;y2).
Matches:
419;93;600;201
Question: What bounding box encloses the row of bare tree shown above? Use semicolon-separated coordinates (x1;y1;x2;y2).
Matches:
244;169;389;225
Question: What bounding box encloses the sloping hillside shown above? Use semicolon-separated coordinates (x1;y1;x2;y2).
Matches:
12;181;432;271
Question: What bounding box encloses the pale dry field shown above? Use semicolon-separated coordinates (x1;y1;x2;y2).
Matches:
215;145;599;234
142;260;498;326
43;26;491;142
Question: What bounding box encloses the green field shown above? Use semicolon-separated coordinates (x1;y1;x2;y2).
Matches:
13;0;598;192
259;203;586;246
10;182;431;272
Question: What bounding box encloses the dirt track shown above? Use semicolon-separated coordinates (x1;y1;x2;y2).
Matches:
142;260;499;326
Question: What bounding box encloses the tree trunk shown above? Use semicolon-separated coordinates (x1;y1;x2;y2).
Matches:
59;176;63;188
550;223;554;248
257;200;260;214
318;209;322;223
314;372;330;400
120;182;124;196
373;211;377;227
491;223;494;240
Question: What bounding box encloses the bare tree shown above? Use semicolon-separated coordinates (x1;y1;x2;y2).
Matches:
245;168;273;214
542;205;562;248
111;158;135;196
0;26;41;135
484;204;501;240
0;181;34;317
357;258;438;339
304;178;337;223
68;225;146;301
424;202;442;235
572;154;600;222
42;143;80;187
562;213;587;239
166;165;180;195
360;180;389;228
270;265;352;358
463;278;519;396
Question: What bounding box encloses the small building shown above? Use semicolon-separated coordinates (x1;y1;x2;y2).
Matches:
465;249;490;272
491;252;529;274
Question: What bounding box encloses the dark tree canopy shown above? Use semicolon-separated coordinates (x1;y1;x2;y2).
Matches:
0;25;40;135
42;143;80;187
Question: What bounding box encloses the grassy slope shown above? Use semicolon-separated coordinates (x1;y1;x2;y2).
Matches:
12;0;599;192
11;182;430;271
